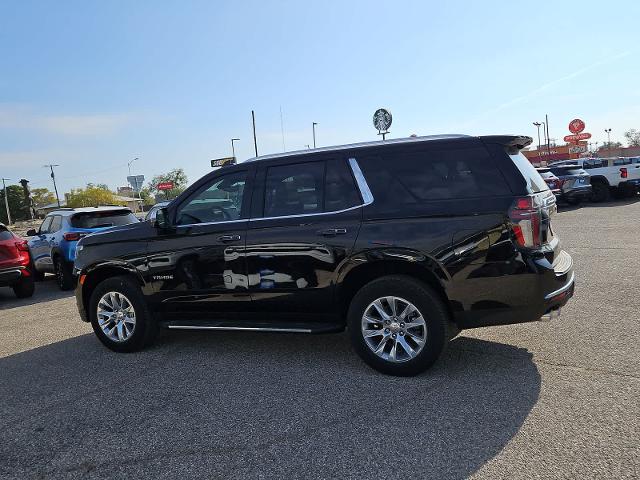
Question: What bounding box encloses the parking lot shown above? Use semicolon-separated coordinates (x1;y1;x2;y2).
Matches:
1;201;638;479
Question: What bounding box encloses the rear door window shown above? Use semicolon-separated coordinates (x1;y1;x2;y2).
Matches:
264;162;325;217
49;215;62;233
325;158;361;212
71;210;138;229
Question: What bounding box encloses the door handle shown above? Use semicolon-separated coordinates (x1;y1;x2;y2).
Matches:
218;234;241;242
317;228;347;236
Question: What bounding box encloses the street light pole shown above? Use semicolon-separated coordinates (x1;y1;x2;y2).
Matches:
312;122;318;148
231;138;240;159
533;122;542;153
605;128;612;150
1;178;11;224
44;164;61;207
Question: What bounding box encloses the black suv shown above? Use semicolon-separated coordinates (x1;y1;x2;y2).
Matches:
74;135;574;376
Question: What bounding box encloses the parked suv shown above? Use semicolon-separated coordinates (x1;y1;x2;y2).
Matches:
74;135;575;376
548;164;592;205
27;207;139;290
0;224;35;298
536;167;562;198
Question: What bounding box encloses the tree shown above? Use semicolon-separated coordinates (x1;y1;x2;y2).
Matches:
0;184;29;223
624;129;640;147
66;185;124;208
138;187;156;206
148;168;188;199
30;188;56;207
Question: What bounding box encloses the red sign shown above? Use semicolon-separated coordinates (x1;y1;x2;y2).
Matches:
157;181;174;191
564;133;591;143
568;118;585;134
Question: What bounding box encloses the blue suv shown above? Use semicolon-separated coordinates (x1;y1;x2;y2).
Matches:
26;207;138;290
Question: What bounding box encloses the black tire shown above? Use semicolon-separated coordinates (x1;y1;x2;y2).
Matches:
53;256;74;291
591;182;610;203
347;275;452;376
12;276;35;298
89;275;157;352
29;260;45;281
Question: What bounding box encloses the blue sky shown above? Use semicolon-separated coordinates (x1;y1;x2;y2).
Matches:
1;0;638;194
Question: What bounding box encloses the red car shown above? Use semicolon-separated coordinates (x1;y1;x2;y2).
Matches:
0;223;35;298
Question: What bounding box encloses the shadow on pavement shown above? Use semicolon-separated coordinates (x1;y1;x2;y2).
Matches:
0;277;73;310
0;331;540;479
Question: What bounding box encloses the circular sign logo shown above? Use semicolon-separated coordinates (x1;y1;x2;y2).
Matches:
373;108;392;132
569;118;585;134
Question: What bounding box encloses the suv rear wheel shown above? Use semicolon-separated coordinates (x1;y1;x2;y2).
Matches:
53;256;74;290
347;275;451;376
89;275;157;352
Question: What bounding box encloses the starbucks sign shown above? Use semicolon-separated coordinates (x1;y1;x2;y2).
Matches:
373;108;392;139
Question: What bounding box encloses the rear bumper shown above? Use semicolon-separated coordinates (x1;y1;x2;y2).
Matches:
561;186;592;201
0;267;24;287
453;249;575;329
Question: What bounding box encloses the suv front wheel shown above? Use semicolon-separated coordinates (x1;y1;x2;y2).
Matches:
348;275;451;376
89;276;157;352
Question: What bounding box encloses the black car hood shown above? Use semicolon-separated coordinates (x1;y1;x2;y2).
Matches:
80;220;155;246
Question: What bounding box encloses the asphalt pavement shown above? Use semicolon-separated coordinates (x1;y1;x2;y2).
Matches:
1;200;638;479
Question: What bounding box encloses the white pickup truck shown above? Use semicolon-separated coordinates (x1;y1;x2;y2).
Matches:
550;157;640;202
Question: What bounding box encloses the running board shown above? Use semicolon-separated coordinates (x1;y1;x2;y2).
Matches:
162;320;344;334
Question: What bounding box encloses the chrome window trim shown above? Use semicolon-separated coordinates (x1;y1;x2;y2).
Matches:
174;157;375;227
348;157;374;205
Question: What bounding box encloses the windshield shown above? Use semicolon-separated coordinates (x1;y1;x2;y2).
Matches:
71;210;138;229
510;153;549;193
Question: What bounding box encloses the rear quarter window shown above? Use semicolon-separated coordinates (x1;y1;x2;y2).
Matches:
359;146;511;205
509;153;549;193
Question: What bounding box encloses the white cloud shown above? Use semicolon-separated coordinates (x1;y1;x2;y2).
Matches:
0;105;135;136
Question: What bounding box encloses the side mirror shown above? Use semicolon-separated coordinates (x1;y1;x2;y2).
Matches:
154;207;172;230
26;229;37;237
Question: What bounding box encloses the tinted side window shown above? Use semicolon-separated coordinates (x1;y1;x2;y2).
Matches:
176;171;247;225
325;158;361;212
360;146;511;203
40;216;53;234
49;215;62;233
264;162;324;217
614;158;631;166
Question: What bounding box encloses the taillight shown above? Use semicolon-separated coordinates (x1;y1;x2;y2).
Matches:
14;241;30;267
620;168;628;179
508;196;542;248
63;232;84;241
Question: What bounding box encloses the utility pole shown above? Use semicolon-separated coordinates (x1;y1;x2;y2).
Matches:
44;164;61;207
251;110;258;157
231;138;240;159
128;157;140;213
1;178;11;224
545;114;551;158
312;122;318;148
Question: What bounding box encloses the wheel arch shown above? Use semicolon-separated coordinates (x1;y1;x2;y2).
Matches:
589;175;610;186
337;253;453;324
80;263;145;322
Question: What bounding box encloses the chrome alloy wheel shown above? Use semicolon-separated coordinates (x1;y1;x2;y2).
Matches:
361;296;427;363
97;292;136;342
